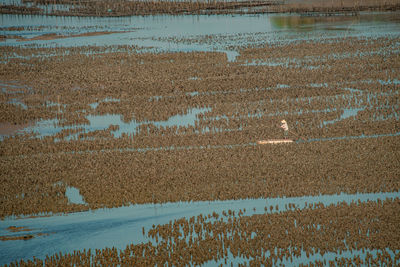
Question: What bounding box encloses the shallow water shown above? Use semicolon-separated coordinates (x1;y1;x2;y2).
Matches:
1;12;400;57
322;107;364;126
20;107;210;139
206;247;400;266
0;191;399;265
65;186;87;205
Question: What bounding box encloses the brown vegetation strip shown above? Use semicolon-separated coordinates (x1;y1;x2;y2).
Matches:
0;122;33;135
1;137;399;218
1;0;400;16
0;234;34;241
0;226;51;242
16;31;129;42
7;198;400;265
1;232;49;241
6;226;33;232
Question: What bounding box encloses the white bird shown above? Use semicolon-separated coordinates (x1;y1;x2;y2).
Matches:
280;120;289;139
280;120;289;131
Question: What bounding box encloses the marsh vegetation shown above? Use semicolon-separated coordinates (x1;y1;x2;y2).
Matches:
1;10;399;267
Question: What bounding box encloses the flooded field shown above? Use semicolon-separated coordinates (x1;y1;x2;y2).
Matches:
1;10;400;266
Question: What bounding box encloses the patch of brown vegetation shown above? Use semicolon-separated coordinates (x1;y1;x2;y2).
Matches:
0;122;33;135
0;234;34;241
6;226;33;232
0;4;43;15
1;0;284;16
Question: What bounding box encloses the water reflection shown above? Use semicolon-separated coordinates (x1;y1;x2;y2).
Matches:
270;15;323;31
268;13;363;33
268;12;400;33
